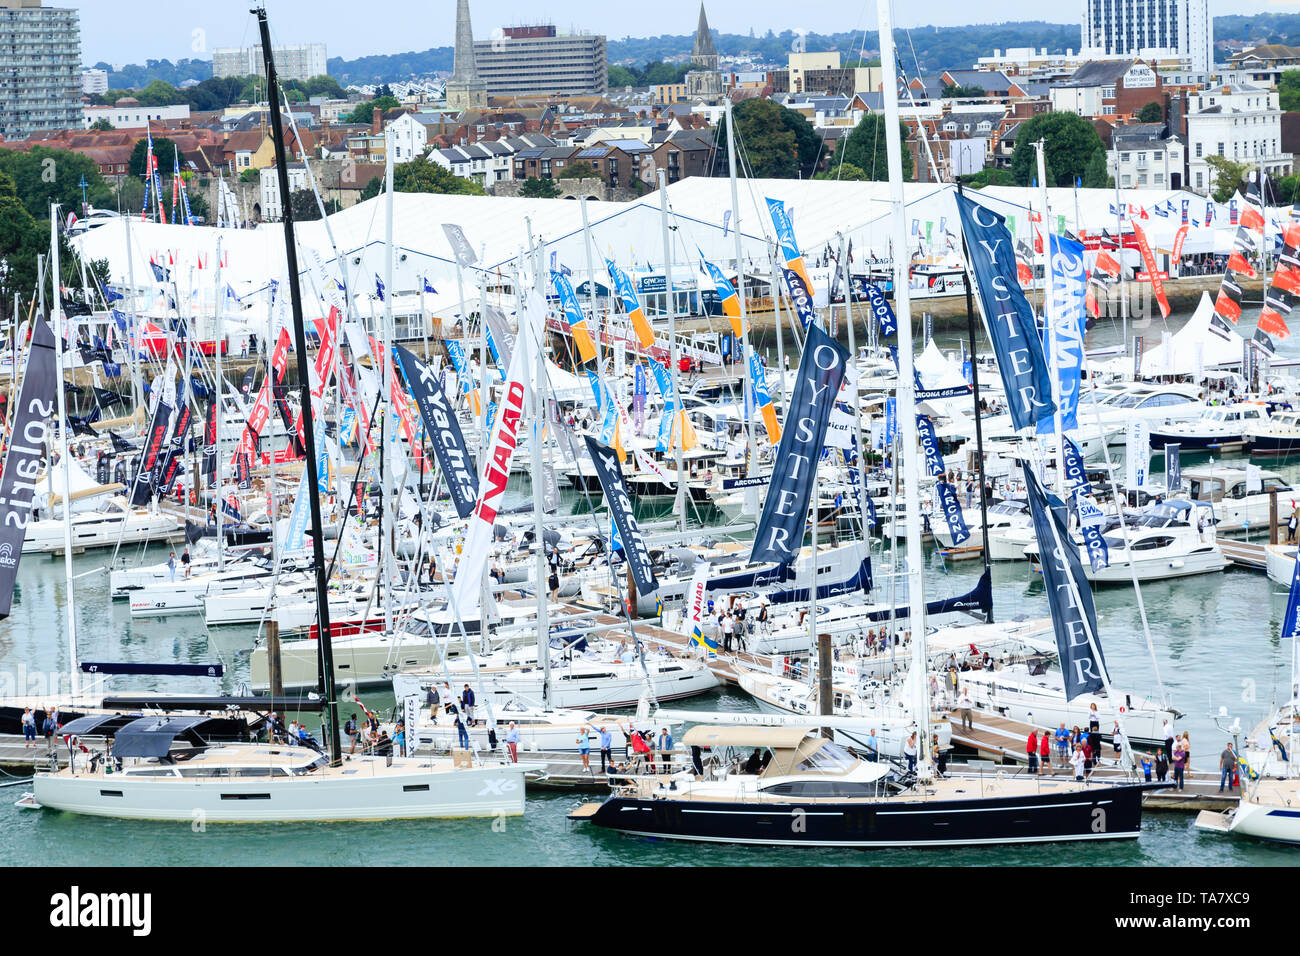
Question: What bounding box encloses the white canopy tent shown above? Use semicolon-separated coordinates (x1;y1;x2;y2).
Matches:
1138;291;1244;377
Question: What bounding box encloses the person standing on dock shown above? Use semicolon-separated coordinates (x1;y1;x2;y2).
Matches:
1071;744;1086;781
21;707;35;748
958;687;974;731
576;725;592;773
1155;748;1169;783
1027;730;1039;774
1172;738;1188;791
1219;743;1237;793
1040;728;1051;773
597;725;612;773
505;722;519;763
167;552;176;582
1288;502;1299;544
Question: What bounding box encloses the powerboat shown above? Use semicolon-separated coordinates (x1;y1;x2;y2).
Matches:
1148;403;1268;452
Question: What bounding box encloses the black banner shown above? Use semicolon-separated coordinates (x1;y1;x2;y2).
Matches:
394;344;479;518
751;323;849;564
130;400;173;506
202;396;217;484
156;403;194;496
1024;468;1107;701
0;320;57;620
584;435;658;598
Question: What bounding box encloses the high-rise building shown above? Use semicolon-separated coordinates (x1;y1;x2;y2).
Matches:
445;0;487;112
1081;0;1212;73
471;25;607;98
0;0;81;141
212;43;328;81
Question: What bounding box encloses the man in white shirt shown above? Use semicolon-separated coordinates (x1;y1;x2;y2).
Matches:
958;688;974;731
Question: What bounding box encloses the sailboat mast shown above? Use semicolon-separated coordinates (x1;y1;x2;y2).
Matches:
1036;144;1068;502
214;235;225;571
382;133;396;641
876;0;930;772
723;99;757;482
658;169;685;530
50;204;79;699
529;233;550;708
256;7;341;765
839;234;870;545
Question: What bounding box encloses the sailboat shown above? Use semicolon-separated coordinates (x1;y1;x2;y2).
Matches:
26;7;540;822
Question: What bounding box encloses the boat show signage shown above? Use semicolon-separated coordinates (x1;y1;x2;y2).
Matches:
935;481;971;545
1040;234;1088;434
861;282;897;339
551;271;597;363
1024;468;1107;701
585;435;658;598
781;268;818;330
767;197;814;296
915;415;946;477
156;402;193;496
955;194;1056;432
130;399;174;506
395;344;479;519
441;223;478;267
751;323;849;565
0;320;56;620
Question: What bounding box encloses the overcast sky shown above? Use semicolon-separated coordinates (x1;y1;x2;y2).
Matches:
78;0;1300;67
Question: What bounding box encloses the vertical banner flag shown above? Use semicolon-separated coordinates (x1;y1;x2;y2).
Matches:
767;198;814;296
130;400;173;506
0;320;57;620
955;195;1056;431
782;268;818;330
915;415;947;477
402;694;420;757
551;271;598;363
700;256;745;338
1172;224;1189;264
1039;234;1088;434
395;344;479;518
1282;552;1300;646
1024;468;1108;700
684;564;717;655
441;223;478;267
748;352;781;441
1062;435;1108;572
1132;221;1170;318
156;403;194;496
450;290;540;616
202;395;218;484
606;259;655;349
585;436;658;598
482;304;515;370
1125;420;1150;491
862;283;897;338
445;338;481;417
1165;443;1182;493
751;324;849;564
935;481;971;545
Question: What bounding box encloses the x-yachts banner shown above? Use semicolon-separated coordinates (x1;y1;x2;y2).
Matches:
751;323;849;564
156;402;194;496
955;194;1056;432
1024;468;1107;700
130;399;173;506
450;291;540;617
1039;234;1088;434
0;319;57;620
395;344;478;518
1283;551;1300;642
202;395;217;484
585;436;658;597
1165;443;1182;493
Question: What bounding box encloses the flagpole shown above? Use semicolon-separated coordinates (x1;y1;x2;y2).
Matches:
838;232;870;547
1113;145;1128;361
50;205;80;699
657;169;685;532
213;235;225;572
723;98;757;496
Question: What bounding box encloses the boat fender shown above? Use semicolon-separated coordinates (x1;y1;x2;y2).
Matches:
1170;559;1185;569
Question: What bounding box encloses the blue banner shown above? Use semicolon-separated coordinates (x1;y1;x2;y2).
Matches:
585;436;657;596
935;481;970;545
283;471;311;551
1039;233;1087;434
751;324;849;564
884;397;896;448
1073;489;1110;573
916;414;946;478
782;268;818;330
1283;554;1300;643
1165;443;1182;493
395;345;479;519
1061;435;1090;497
862;282;897;338
955;194;1056;431
1024;468;1107;700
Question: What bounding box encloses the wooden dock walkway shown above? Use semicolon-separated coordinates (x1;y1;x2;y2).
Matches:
0;736;68;772
1220;539;1268;571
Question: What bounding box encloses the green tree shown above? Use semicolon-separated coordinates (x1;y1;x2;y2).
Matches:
813;161;870;181
342;95;399;125
1010;112;1106;187
0;169;45;322
960;167;1016;188
1204;154;1251;203
0;147;115;220
713;98;823;179
359;155;487;201
115;176;144;214
518;176;561;198
941;83;985;98
829;114;913;182
608;65;638;88
240;167;260;184
88;117;115;132
1082;149;1113;188
640;61;689;85
128;136;184;178
558;160;599;180
1137;101;1164;123
1276;173;1300;204
1280;70;1300;112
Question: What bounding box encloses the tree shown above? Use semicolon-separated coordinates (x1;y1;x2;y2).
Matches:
1204;154;1251;203
960;167;1016;188
813;161;870;181
941;83;985;98
1276;173;1300;204
88;118;115;132
829;114;913;182
518;176;561;199
342;95;399;125
1010;112;1106;187
1137;101;1164;123
0;147;115;220
128;136;184;178
359;155;487;201
1280;70;1300;112
558;160;599;180
0;169;45;322
1082;149;1113;188
608;65;638;88
713;98;823;179
239;167;260;184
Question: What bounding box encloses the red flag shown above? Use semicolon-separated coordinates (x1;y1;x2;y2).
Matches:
1095;251;1121;277
1016;259;1033;285
1085;283;1100;318
1131;222;1170;318
1214;290;1242;324
1241;205;1264;235
1171;225;1189;263
1285;222;1300;251
1227;250;1257;279
1274;263;1300;297
1258;306;1291;340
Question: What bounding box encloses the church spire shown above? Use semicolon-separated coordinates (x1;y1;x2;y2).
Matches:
446;0;487;112
692;3;717;61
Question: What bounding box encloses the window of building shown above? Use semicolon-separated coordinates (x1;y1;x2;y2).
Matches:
1196;171;1203;188
1195;142;1202;157
1217;142;1224;156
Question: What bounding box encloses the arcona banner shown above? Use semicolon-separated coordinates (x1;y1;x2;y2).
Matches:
1024;468;1108;700
955;194;1056;432
915;415;946;477
130;399;173;506
751;324;849;564
861;283;897;338
781;268;818;330
395;344;479;518
0;319;57;620
585;435;658;598
1061;436;1091;498
935;481;971;545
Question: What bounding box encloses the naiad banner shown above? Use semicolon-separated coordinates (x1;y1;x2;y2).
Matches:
955;194;1056;432
751;323;849;564
585;435;658;598
0;320;57;620
130;399;174;506
394;344;479;518
1024;468;1108;700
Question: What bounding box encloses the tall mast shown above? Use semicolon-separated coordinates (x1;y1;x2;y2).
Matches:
257;7;340;764
382;131;396;641
876;0;930;776
527;227;551;708
1036;143;1067;502
214;235;225;571
658;169;685;530
723;99;756;494
50;205;79;699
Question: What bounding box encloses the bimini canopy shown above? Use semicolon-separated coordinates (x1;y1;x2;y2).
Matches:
111;715;214;759
1139;291;1243;377
681;725;815;750
58;714;136;738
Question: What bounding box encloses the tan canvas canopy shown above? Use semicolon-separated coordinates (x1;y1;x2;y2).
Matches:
681;725;814;750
